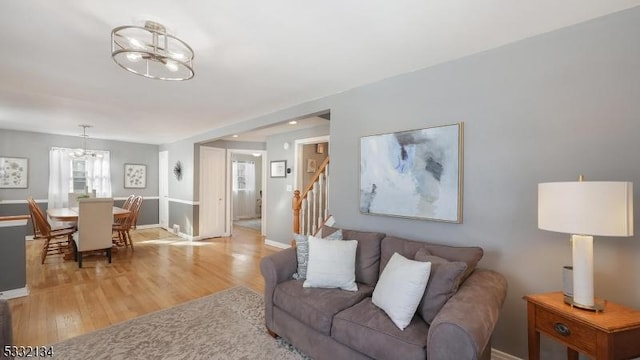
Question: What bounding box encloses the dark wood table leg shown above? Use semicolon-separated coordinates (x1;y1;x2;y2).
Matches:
527;303;540;360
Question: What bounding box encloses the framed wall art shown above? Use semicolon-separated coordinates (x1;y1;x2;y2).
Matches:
306;159;317;173
124;163;147;188
0;157;28;188
270;160;286;178
359;122;463;223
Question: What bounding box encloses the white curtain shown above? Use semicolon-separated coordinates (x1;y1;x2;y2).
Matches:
86;151;112;197
48;148;112;210
48;148;72;209
232;161;257;220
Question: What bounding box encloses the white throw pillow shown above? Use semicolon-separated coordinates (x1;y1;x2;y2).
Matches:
303;236;358;292
372;252;432;330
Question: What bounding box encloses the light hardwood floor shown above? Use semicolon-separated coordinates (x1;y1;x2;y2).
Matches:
8;226;281;346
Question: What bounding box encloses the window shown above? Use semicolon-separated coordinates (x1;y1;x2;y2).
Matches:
232;161;255;191
71;159;87;192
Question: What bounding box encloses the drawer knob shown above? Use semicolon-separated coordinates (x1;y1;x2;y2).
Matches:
554;322;571;336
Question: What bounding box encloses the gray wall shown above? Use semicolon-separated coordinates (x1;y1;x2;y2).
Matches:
0;129;160;227
0;129;159;200
0;222;27;293
265;124;330;243
161;8;639;358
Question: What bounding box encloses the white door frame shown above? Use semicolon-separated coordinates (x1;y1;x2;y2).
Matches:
158;150;169;230
226;149;268;236
293;135;330;191
199;146;228;238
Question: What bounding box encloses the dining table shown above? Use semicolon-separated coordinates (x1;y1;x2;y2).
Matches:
46;207;131;259
47;206;130;222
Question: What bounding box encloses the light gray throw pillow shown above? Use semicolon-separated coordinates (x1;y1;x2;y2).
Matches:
292;229;343;280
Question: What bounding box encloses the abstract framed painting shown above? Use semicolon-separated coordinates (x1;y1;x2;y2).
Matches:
0;157;28;188
360;123;463;223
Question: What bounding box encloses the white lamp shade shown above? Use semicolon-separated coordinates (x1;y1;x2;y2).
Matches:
538;181;633;237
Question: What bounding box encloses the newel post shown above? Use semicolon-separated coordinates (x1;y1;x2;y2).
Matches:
292;190;301;234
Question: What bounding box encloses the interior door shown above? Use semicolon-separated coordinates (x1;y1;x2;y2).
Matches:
158;151;169;230
199;146;226;238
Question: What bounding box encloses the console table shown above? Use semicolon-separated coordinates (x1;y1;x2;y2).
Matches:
525;292;640;359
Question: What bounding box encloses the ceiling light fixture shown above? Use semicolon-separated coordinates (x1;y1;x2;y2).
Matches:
289;121;298;125
71;125;103;159
111;20;194;81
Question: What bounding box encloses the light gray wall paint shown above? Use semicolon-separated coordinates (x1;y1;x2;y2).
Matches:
159;8;639;358
265;124;330;243
0;223;26;292
160;140;194;201
0;129;159;200
168;201;197;236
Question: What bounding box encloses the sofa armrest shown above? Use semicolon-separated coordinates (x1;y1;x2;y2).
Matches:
260;247;297;331
427;269;507;360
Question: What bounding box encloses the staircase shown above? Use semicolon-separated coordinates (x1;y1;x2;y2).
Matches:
292;157;330;235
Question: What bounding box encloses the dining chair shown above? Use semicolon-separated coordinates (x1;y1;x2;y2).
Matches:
122;194;135;210
112;196;142;250
27;198;76;239
131;195;143;229
74;198;114;268
29;199;75;264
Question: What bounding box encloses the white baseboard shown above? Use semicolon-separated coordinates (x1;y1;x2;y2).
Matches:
136;224;161;230
264;239;290;249
174;230;205;241
0;286;29;300
492;348;522;360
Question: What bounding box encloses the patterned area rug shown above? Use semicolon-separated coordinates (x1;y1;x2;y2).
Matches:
51;287;308;360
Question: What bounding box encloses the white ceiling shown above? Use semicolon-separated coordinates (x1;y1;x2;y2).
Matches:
1;1;638;145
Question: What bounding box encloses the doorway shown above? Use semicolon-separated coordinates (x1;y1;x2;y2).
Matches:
294;136;330;192
227;150;267;236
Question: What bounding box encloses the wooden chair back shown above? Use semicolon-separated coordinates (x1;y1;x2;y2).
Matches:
122;195;135;210
131;196;143;229
27;198;47;238
30;200;52;238
76;198;114;252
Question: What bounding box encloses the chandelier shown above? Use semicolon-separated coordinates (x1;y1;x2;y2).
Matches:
111;21;194;81
71;125;102;159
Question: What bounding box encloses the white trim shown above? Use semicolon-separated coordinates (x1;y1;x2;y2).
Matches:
0;199;47;204
25;235;35;241
114;196;160;201
169;228;206;241
264;239;290;249
168;198;200;205
293;135;329;193
0;286;29;300
491;348;522;360
0;219;28;228
135;224;161;230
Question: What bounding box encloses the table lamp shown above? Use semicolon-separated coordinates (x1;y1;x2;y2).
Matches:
538;176;633;311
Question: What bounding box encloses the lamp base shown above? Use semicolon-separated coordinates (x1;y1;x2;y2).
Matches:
563;295;605;312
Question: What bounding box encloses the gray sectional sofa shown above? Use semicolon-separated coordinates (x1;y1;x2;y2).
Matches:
260;226;507;360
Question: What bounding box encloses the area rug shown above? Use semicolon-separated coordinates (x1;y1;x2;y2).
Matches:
51;286;308;360
233;218;262;231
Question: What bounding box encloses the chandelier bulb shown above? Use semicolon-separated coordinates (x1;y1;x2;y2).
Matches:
126;53;142;63
165;60;179;72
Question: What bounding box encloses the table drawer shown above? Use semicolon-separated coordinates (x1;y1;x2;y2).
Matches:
536;307;597;354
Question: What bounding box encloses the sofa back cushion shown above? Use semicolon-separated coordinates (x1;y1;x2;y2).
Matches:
380;236;483;282
322;226;385;286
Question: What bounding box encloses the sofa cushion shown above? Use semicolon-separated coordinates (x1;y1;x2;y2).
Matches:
372;253;431;330
381;236;482;282
292;230;343;280
303;237;358;291
274;279;374;335
332;298;428;360
322;226;385;285
414;249;468;324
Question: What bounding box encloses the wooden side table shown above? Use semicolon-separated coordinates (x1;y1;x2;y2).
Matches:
524;292;640;359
